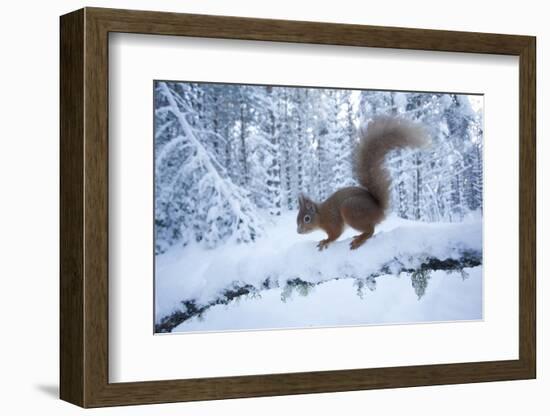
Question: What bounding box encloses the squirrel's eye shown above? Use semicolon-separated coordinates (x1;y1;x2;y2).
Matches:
304;215;311;224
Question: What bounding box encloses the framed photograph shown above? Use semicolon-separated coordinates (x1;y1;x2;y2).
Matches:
60;7;536;408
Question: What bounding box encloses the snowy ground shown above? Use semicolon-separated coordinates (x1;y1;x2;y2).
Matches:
155;212;482;332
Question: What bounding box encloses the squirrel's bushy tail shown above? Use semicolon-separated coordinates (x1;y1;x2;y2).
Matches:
354;116;429;212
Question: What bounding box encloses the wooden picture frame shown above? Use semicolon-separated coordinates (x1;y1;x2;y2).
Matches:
60;7;536;408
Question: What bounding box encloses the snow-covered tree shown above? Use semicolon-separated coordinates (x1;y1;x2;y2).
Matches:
154;82;263;252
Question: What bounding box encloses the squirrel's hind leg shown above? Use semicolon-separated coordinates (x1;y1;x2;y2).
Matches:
340;195;379;250
350;225;374;250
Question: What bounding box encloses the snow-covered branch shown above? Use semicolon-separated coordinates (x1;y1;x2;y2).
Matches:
155;218;482;331
156;248;481;333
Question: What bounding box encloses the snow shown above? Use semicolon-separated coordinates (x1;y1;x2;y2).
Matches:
156;211;482;331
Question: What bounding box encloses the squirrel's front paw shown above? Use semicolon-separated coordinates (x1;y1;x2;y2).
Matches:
317;239;331;251
349;239;362;250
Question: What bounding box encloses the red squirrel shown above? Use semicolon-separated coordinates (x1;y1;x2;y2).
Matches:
297;116;429;251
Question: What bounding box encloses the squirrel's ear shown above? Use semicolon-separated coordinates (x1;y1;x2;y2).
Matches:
301;195;316;212
298;193;305;208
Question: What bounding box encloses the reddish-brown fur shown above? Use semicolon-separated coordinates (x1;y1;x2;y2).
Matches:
297;116;429;251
